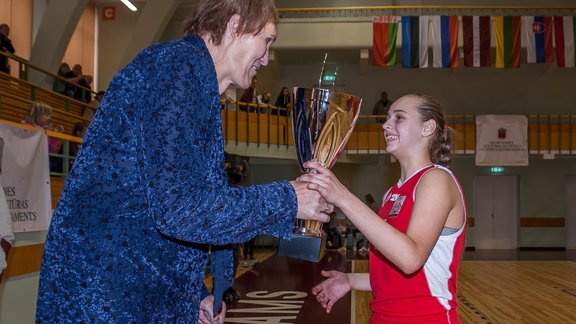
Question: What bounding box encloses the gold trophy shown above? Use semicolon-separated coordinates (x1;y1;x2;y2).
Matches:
277;55;362;262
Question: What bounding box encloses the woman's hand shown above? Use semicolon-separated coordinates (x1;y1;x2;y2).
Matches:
298;161;351;207
312;270;352;313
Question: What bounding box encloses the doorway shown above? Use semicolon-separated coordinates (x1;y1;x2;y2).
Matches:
566;176;576;249
473;176;519;249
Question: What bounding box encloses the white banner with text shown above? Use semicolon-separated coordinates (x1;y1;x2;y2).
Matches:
0;123;52;232
475;115;529;166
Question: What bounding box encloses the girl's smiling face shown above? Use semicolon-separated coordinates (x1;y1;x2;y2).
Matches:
383;96;428;155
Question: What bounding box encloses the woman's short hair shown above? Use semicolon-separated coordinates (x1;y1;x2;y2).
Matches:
183;0;278;45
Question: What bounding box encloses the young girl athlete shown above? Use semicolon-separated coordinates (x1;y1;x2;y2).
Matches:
300;94;467;323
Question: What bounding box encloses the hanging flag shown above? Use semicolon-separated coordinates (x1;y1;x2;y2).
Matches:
553;16;576;68
462;16;491;67
524;16;553;63
402;16;429;68
431;16;459;68
494;16;521;68
373;16;399;67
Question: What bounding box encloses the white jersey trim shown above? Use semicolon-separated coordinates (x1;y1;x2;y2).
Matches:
416;164;466;311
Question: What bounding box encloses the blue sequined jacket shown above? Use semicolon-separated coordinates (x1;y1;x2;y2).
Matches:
36;35;297;322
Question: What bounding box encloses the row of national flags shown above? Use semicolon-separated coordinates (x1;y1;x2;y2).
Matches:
373;15;576;68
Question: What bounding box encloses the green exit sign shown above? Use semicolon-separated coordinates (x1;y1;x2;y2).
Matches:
323;75;336;82
490;166;505;174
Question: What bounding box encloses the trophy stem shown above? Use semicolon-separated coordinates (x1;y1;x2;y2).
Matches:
297;219;323;237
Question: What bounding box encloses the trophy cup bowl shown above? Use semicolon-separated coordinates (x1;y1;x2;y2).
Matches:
277;86;362;262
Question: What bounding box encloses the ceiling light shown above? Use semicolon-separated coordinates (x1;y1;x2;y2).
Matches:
120;0;137;11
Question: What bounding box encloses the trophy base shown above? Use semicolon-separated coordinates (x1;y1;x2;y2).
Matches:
277;233;326;263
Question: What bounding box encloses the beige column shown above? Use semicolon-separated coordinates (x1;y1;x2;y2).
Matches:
29;0;89;87
118;0;180;69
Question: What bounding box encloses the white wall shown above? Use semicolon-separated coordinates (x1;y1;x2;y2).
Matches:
97;4;141;90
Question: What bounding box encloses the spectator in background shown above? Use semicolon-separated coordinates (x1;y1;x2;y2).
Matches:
84;90;105;121
257;91;271;105
240;75;257;103
21;102;63;154
240;76;258;111
21;102;64;173
373;91;391;123
324;211;341;249
66;121;87;171
70;122;87;157
364;193;378;213
221;86;237;110
242;237;256;260
55;63;79;97
240;75;257;111
357;193;379;252
72;64;93;103
342;216;359;251
274;86;291;116
257;91;272;113
0;23;15;74
55;63;92;102
274;86;290;108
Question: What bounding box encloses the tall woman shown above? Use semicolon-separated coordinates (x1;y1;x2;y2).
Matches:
35;0;330;322
300;94;466;323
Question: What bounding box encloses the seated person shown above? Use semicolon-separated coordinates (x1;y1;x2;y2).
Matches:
21;102;64;172
55;63;80;97
70;122;87;156
84;90;105;121
239;76;257;111
342;217;360;251
324;212;341;249
257;92;272;113
72;64;93;103
55;63;92;102
274;87;291;116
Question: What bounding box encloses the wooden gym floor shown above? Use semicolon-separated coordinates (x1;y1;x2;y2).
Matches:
224;248;576;323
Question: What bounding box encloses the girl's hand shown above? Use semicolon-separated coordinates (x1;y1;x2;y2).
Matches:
198;295;214;324
198;295;227;324
298;161;350;206
213;301;227;324
312;270;352;313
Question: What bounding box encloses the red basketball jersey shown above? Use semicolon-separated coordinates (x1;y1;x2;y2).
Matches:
370;164;466;324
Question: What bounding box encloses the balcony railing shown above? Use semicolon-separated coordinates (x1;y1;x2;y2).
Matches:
221;102;576;157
